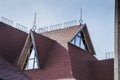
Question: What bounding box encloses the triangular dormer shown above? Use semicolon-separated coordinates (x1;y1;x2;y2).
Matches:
17;30;40;70
70;24;95;55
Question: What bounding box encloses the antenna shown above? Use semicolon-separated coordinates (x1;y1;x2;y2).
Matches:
79;8;83;25
32;12;37;31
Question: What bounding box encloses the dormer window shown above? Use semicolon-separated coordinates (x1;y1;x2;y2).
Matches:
70;31;88;50
25;47;39;70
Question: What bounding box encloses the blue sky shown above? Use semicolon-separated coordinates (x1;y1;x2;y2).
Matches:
0;0;114;59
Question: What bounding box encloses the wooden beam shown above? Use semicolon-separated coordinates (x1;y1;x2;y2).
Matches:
82;25;95;55
17;32;32;70
30;31;40;68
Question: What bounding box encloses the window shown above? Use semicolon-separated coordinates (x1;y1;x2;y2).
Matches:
25;47;39;70
70;31;88;50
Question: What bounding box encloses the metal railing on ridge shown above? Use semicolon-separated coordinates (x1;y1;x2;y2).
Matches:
37;20;77;34
1;16;13;26
105;52;114;59
16;23;27;32
0;16;77;35
0;16;28;33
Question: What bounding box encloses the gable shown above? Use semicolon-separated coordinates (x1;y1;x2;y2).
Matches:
41;25;83;49
70;24;95;55
17;30;55;70
17;30;40;70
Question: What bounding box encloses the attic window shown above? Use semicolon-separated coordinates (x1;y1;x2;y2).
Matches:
25;47;39;70
70;31;88;50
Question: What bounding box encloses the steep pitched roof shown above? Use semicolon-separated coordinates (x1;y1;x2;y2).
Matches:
17;31;55;70
68;43;97;80
33;32;55;68
82;24;95;54
20;32;73;79
0;56;32;80
17;31;33;70
0;22;27;66
0;17;114;80
24;41;74;79
91;59;114;80
42;25;83;49
68;42;113;80
42;24;95;54
23;24;95;79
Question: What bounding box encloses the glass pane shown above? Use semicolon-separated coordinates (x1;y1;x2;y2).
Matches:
25;64;28;70
70;31;87;51
27;59;34;69
29;49;35;58
35;56;37;61
76;36;80;47
77;32;81;36
81;39;86;50
34;61;38;69
25;48;39;70
71;38;75;44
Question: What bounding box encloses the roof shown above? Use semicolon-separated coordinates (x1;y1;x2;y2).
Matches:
0;22;27;65
24;41;73;79
0;21;113;80
21;32;74;79
82;24;95;54
0;56;31;80
68;43;113;80
33;32;55;68
42;24;95;54
42;25;83;49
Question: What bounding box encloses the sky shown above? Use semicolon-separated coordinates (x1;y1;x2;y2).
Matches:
0;0;114;60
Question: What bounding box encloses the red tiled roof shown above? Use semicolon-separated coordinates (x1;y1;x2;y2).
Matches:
24;33;73;79
33;32;55;68
0;22;113;80
68;43;113;80
42;25;84;49
0;56;32;80
91;59;114;80
0;22;27;65
42;24;95;54
68;42;97;80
